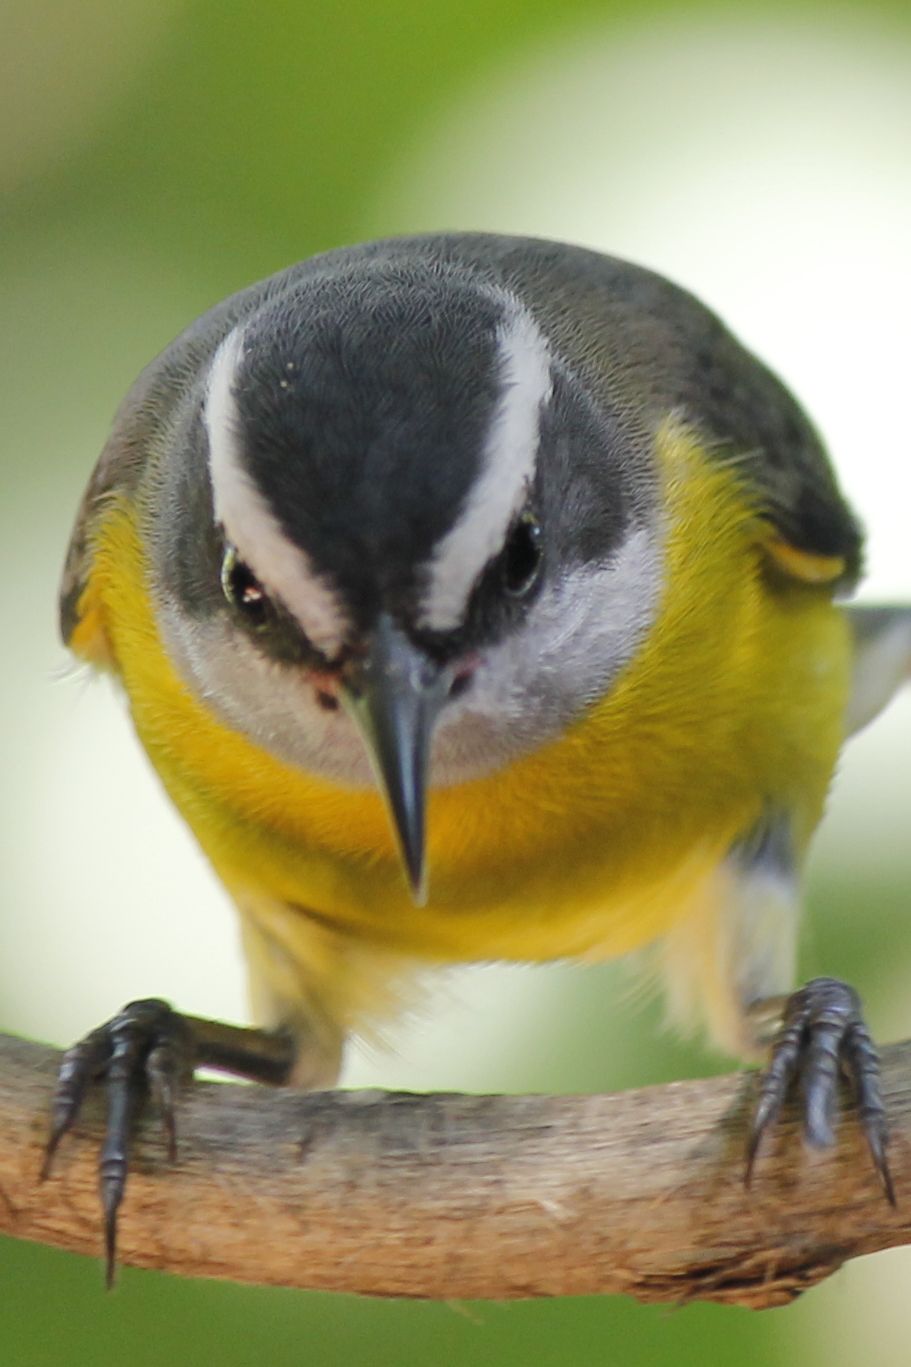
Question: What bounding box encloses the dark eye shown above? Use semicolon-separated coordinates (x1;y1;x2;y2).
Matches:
501;512;542;597
221;544;273;629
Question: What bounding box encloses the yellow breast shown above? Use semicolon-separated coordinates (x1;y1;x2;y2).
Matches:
72;427;851;969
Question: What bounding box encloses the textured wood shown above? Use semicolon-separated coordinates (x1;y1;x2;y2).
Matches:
1;1032;909;1306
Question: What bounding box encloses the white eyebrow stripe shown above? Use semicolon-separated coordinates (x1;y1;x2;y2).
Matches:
418;306;553;631
204;327;349;657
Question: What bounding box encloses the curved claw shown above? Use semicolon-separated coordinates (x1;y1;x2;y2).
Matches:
746;977;895;1204
843;1018;896;1206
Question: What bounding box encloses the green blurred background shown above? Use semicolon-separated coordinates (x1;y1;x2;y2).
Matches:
3;0;911;1362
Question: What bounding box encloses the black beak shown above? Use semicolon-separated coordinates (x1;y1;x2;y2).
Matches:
340;614;453;904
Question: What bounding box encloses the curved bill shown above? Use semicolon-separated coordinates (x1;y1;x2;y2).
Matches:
340;614;453;904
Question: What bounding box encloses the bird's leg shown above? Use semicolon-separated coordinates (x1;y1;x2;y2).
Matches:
42;999;298;1287
745;977;894;1204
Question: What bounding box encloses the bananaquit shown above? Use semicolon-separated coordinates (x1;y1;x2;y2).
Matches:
47;234;910;1273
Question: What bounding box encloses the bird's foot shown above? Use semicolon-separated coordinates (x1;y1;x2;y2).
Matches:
42;999;296;1286
745;977;894;1204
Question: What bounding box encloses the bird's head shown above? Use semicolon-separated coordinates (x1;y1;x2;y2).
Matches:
153;257;662;898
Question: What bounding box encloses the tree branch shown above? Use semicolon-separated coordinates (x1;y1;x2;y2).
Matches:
1;1031;909;1306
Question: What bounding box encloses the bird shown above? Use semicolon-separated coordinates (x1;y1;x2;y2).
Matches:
45;232;910;1283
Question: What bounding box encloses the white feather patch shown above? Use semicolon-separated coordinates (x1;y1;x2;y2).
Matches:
419;305;553;631
845;610;911;736
657;854;798;1060
204;327;348;658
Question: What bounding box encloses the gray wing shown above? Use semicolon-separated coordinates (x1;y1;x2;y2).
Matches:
844;604;911;735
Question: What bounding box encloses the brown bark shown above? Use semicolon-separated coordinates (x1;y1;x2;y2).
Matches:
1;1032;908;1307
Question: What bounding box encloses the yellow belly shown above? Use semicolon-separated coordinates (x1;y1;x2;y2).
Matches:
72;431;851;973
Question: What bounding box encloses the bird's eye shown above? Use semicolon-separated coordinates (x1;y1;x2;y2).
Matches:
221;545;273;629
501;512;543;597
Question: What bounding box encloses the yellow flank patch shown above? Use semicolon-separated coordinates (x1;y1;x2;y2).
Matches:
762;537;847;585
74;427;852;998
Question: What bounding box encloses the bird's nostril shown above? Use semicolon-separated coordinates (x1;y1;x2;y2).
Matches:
448;655;480;699
448;673;472;700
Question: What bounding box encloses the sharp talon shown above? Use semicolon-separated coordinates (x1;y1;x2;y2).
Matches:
41;1131;63;1182
104;1199;119;1290
147;1041;181;1163
882;1163;897;1209
861;1110;895;1206
867;1129;896;1207
745;1094;777;1186
163;1110;178;1165
748;978;894;1202
743;999;808;1187
42;1029;113;1183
